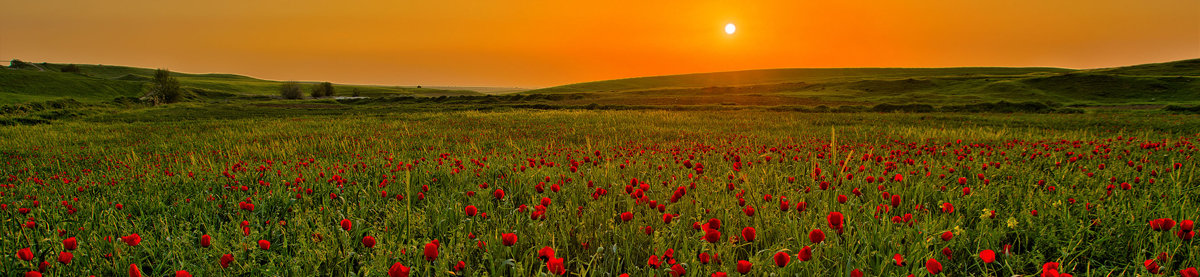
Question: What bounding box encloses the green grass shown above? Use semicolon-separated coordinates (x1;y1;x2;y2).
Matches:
0;110;1196;276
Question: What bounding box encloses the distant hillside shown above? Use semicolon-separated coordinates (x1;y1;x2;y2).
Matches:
1;61;486;105
521;59;1200;106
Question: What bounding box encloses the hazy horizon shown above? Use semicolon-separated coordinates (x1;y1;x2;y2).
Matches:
3;0;1197;88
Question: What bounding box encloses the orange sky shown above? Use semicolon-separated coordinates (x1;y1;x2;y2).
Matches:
2;0;1197;87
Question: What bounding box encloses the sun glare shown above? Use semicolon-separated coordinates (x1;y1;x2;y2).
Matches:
725;23;736;34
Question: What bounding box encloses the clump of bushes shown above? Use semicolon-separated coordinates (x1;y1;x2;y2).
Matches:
280;82;303;99
61;64;81;73
144;69;182;104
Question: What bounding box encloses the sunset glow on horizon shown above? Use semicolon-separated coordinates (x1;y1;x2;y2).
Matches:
2;0;1196;87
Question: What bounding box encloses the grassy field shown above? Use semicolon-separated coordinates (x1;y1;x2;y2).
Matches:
1;110;1196;276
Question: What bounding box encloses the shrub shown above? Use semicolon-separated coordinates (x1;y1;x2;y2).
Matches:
321;82;335;97
144;69;182;104
281;82;303;99
61;64;81;73
9;59;32;69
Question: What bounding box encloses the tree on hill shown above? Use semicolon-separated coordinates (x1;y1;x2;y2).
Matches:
281;82;303;99
310;82;335;98
144;69;182;104
61;64;81;73
9;59;32;69
310;83;326;98
321;82;335;97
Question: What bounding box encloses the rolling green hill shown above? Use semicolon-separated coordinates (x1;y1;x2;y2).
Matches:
1;61;485;105
526;59;1200;106
4;59;1198;107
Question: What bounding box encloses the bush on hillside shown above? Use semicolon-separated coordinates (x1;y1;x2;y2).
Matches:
61;64;81;73
9;59;32;69
281;82;303;99
144;69;182;104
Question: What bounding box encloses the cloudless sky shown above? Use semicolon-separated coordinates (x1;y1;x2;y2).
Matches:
2;0;1197;87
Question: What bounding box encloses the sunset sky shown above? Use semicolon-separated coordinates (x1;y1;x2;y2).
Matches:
2;0;1197;87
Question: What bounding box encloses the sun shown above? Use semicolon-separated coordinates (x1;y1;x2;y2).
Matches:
725;23;736;35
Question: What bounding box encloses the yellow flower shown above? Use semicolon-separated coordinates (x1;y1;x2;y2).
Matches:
1006;217;1019;228
979;209;992;220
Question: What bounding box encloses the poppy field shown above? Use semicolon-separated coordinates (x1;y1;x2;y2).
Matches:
1;110;1197;276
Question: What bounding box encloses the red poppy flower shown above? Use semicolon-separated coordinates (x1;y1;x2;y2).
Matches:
979;249;996;263
547;257;566;275
1180;267;1198;277
57;251;73;264
941;203;954;213
796;246;812;261
1041;262;1061;277
941;231;954;241
424;242;439;261
465;205;478;217
63;237;77;250
851;269;863;277
670;263;686;277
1149;218;1175;231
1144;259;1160;274
1181;220;1194;232
176;270;192;277
774;251;790;267
201;235;211;247
340;219;353;231
827;212;845;234
17;248;34;261
363;236;377;248
493;188;505;200
258;240;270;250
389;262;411;277
538;246;555;261
741;227;756;242
130;263;143;277
893;254;905;266
809;229;825;244
703;228;721;243
926;258;942;274
647;255;662;268
122;233;142;246
620;212;633;222
220;254;234;268
737;260;752;274
706;218;723;230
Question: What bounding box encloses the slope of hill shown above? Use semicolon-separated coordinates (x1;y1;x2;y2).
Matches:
1;62;485;105
527;67;1075;94
525;59;1200;106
